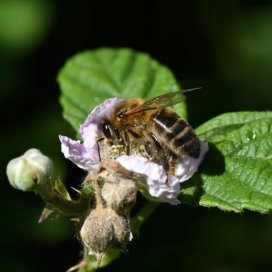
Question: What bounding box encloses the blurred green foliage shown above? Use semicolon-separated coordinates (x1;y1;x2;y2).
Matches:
0;0;53;56
1;0;272;271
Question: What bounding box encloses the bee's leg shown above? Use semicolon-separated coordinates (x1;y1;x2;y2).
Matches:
124;130;130;155
168;153;177;176
113;126;121;141
150;133;169;177
96;138;105;162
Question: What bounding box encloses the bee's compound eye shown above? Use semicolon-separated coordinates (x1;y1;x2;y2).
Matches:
102;123;112;139
117;109;126;119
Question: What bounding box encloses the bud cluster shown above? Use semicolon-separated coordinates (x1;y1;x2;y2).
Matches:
80;160;138;264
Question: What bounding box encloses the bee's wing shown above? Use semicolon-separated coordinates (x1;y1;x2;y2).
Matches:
125;88;200;116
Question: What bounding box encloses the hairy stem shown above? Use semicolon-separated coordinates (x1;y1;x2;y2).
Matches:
35;182;91;217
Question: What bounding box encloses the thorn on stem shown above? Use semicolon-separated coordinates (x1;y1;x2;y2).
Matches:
71;187;82;195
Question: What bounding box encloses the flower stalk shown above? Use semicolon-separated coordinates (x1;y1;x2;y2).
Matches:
35;180;91;218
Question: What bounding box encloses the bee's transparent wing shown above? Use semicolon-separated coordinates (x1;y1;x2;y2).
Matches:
125;88;200;116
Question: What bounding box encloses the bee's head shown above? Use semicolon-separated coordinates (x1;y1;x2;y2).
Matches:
116;99;142;120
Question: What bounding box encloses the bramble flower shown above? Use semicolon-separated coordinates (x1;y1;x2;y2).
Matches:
59;98;208;205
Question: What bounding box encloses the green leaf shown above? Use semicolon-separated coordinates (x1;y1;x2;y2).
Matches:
58;47;186;131
181;111;272;213
54;178;71;200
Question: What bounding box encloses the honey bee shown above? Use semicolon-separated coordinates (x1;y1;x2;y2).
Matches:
101;89;201;176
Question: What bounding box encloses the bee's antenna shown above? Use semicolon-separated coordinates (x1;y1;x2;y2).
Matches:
182;87;202;93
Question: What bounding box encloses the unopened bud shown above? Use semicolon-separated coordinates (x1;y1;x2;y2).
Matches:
99;170;137;212
6;148;53;191
80;206;130;264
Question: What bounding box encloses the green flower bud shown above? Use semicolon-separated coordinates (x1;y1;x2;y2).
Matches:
6;148;53;191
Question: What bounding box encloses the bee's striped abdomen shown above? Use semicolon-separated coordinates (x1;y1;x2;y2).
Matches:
152;108;200;158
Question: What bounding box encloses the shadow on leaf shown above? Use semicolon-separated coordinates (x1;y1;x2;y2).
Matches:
200;143;225;176
179;143;225;206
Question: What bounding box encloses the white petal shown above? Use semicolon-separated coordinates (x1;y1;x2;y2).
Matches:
59;98;124;171
116;155;181;205
59;135;99;171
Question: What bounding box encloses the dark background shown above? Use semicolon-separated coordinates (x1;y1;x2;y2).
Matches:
1;0;272;271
